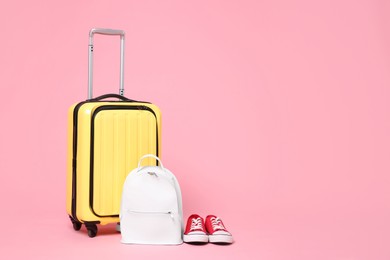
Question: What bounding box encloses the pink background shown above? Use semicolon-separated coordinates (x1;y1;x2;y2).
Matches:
1;0;389;259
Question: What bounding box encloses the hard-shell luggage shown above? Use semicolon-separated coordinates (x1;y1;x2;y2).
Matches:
66;28;162;237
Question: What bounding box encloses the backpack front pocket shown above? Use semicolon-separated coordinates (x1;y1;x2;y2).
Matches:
120;210;182;245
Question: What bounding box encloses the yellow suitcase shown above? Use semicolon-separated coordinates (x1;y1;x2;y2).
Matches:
66;29;161;237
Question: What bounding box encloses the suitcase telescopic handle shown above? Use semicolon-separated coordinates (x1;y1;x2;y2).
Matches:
88;28;125;99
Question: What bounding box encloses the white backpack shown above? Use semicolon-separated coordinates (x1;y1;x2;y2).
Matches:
120;154;183;245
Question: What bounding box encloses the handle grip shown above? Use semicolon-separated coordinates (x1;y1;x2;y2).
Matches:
87;93;136;102
89;28;125;39
88;28;125;99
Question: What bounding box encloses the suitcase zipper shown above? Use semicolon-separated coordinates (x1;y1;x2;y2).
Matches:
89;105;159;218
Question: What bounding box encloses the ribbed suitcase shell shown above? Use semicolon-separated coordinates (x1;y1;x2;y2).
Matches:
66;100;161;234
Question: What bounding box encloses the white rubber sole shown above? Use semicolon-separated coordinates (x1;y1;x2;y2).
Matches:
209;234;233;244
183;234;209;243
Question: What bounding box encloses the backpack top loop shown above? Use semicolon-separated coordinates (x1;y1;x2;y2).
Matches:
137;154;164;171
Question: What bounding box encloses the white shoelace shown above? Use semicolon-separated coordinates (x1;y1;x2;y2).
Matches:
190;217;204;231
210;217;226;231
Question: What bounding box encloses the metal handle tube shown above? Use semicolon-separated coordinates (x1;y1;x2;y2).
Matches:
88;28;125;99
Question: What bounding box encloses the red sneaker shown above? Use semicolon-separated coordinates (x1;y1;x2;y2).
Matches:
183;214;208;243
205;215;233;244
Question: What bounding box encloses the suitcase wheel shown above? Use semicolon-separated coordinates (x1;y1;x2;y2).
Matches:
73;222;82;231
85;223;98;238
69;216;82;231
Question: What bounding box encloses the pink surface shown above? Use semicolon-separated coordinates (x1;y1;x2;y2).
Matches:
1;0;390;259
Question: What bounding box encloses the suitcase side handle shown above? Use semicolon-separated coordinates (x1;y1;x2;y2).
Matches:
88;28;125;99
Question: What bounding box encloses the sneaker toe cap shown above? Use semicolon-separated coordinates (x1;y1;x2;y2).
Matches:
212;230;231;236
185;231;207;235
